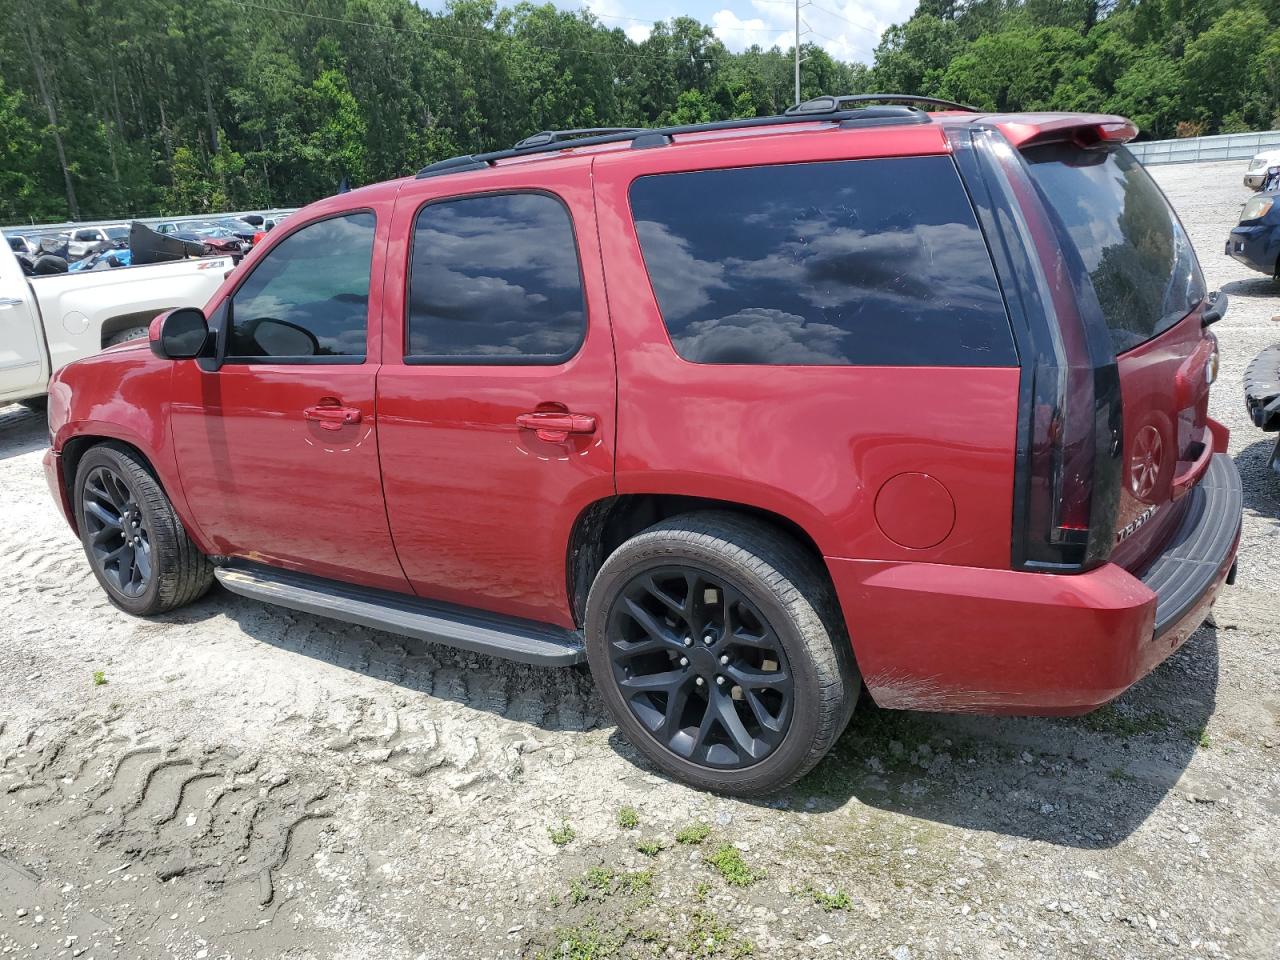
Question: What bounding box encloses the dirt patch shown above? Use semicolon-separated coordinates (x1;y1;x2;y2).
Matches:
2;160;1279;959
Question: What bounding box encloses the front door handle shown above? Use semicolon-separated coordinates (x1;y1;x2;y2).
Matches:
303;401;362;431
0;297;22;309
515;411;596;443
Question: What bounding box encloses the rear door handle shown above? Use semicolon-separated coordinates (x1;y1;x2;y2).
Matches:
515;411;596;443
303;402;362;431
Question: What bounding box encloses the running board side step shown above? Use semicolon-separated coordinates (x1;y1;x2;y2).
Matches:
213;565;585;667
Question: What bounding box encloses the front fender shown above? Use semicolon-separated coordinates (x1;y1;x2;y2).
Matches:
47;349;211;553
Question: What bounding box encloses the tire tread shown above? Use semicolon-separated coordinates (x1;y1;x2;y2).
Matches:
75;443;213;615
586;511;859;796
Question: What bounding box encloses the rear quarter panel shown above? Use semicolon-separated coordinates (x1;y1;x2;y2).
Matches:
592;132;1021;568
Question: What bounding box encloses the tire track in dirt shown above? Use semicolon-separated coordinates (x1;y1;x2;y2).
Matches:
0;713;337;908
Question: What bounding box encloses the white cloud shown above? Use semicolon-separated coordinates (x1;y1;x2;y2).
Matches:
545;0;920;65
711;9;772;47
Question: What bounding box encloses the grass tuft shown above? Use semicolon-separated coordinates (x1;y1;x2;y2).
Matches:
548;821;576;846
806;886;852;911
675;822;711;845
635;837;664;857
617;805;640;830
704;843;759;887
92;670;108;687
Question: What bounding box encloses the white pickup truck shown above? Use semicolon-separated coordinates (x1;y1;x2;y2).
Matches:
0;239;231;407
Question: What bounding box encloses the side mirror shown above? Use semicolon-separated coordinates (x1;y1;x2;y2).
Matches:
150;307;210;360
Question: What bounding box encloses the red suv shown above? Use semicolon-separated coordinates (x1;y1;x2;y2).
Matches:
43;96;1242;795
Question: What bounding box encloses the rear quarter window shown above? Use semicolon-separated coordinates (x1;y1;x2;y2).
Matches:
628;156;1016;366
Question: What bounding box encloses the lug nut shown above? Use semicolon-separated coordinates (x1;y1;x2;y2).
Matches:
703;634;714;646
716;676;726;686
695;677;704;687
719;655;729;665
679;657;689;667
683;637;693;647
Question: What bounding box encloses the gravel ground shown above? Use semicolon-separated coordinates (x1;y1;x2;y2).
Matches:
1;159;1277;960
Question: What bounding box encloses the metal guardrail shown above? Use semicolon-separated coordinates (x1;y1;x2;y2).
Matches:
1129;130;1280;165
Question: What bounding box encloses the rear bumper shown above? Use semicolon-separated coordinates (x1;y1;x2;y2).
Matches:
828;454;1242;715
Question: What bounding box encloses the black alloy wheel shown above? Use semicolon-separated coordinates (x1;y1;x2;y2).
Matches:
606;565;794;770
81;464;152;598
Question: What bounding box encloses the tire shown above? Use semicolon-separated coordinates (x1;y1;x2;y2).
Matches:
585;511;859;795
31;254;68;275
73;443;213;616
18;396;47;414
104;325;151;347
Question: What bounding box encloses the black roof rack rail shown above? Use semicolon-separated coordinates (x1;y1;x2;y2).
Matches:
414;95;954;180
785;93;978;115
513;127;645;150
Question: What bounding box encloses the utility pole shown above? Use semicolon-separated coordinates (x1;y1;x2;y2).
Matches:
794;0;811;106
795;0;800;106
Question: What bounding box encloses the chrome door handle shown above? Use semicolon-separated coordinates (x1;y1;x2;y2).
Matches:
0;297;22;309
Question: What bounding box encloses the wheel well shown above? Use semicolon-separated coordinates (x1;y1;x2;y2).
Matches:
99;311;160;348
566;494;828;627
59;435;160;532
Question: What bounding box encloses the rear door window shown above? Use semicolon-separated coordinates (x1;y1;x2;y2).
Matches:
405;192;586;364
628;156;1015;366
1022;143;1205;354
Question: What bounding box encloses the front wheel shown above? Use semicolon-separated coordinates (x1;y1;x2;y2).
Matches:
585;512;858;795
73;444;213;616
104;325;151;347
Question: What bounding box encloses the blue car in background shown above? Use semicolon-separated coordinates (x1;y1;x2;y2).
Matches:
1227;179;1280;281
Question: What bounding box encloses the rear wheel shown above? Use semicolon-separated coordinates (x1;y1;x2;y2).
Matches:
585;512;858;795
73;444;213;616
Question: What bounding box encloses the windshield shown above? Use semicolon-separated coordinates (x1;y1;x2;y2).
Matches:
1022;144;1205;354
105;226;129;240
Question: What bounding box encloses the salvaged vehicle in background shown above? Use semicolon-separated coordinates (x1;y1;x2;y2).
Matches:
156;220;247;257
1245;345;1280;474
0;235;231;407
44;96;1242;794
1245;150;1280;190
1227;190;1280;281
66;224;130;260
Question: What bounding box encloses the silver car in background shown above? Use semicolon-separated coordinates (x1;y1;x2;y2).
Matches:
1246;150;1280;190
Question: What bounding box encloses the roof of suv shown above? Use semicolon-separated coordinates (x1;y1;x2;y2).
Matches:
299;98;1135;216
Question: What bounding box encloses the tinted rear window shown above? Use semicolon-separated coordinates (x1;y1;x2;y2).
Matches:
406;192;586;363
628;156;1015;366
1022;144;1205;354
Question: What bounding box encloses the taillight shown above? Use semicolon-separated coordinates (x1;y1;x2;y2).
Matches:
1021;356;1118;568
962;126;1123;572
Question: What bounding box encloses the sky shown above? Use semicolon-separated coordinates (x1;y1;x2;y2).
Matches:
422;0;919;65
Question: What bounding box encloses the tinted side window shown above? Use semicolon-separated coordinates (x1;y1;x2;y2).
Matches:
406;193;585;363
1022;144;1205;354
629;157;1015;366
229;212;375;361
